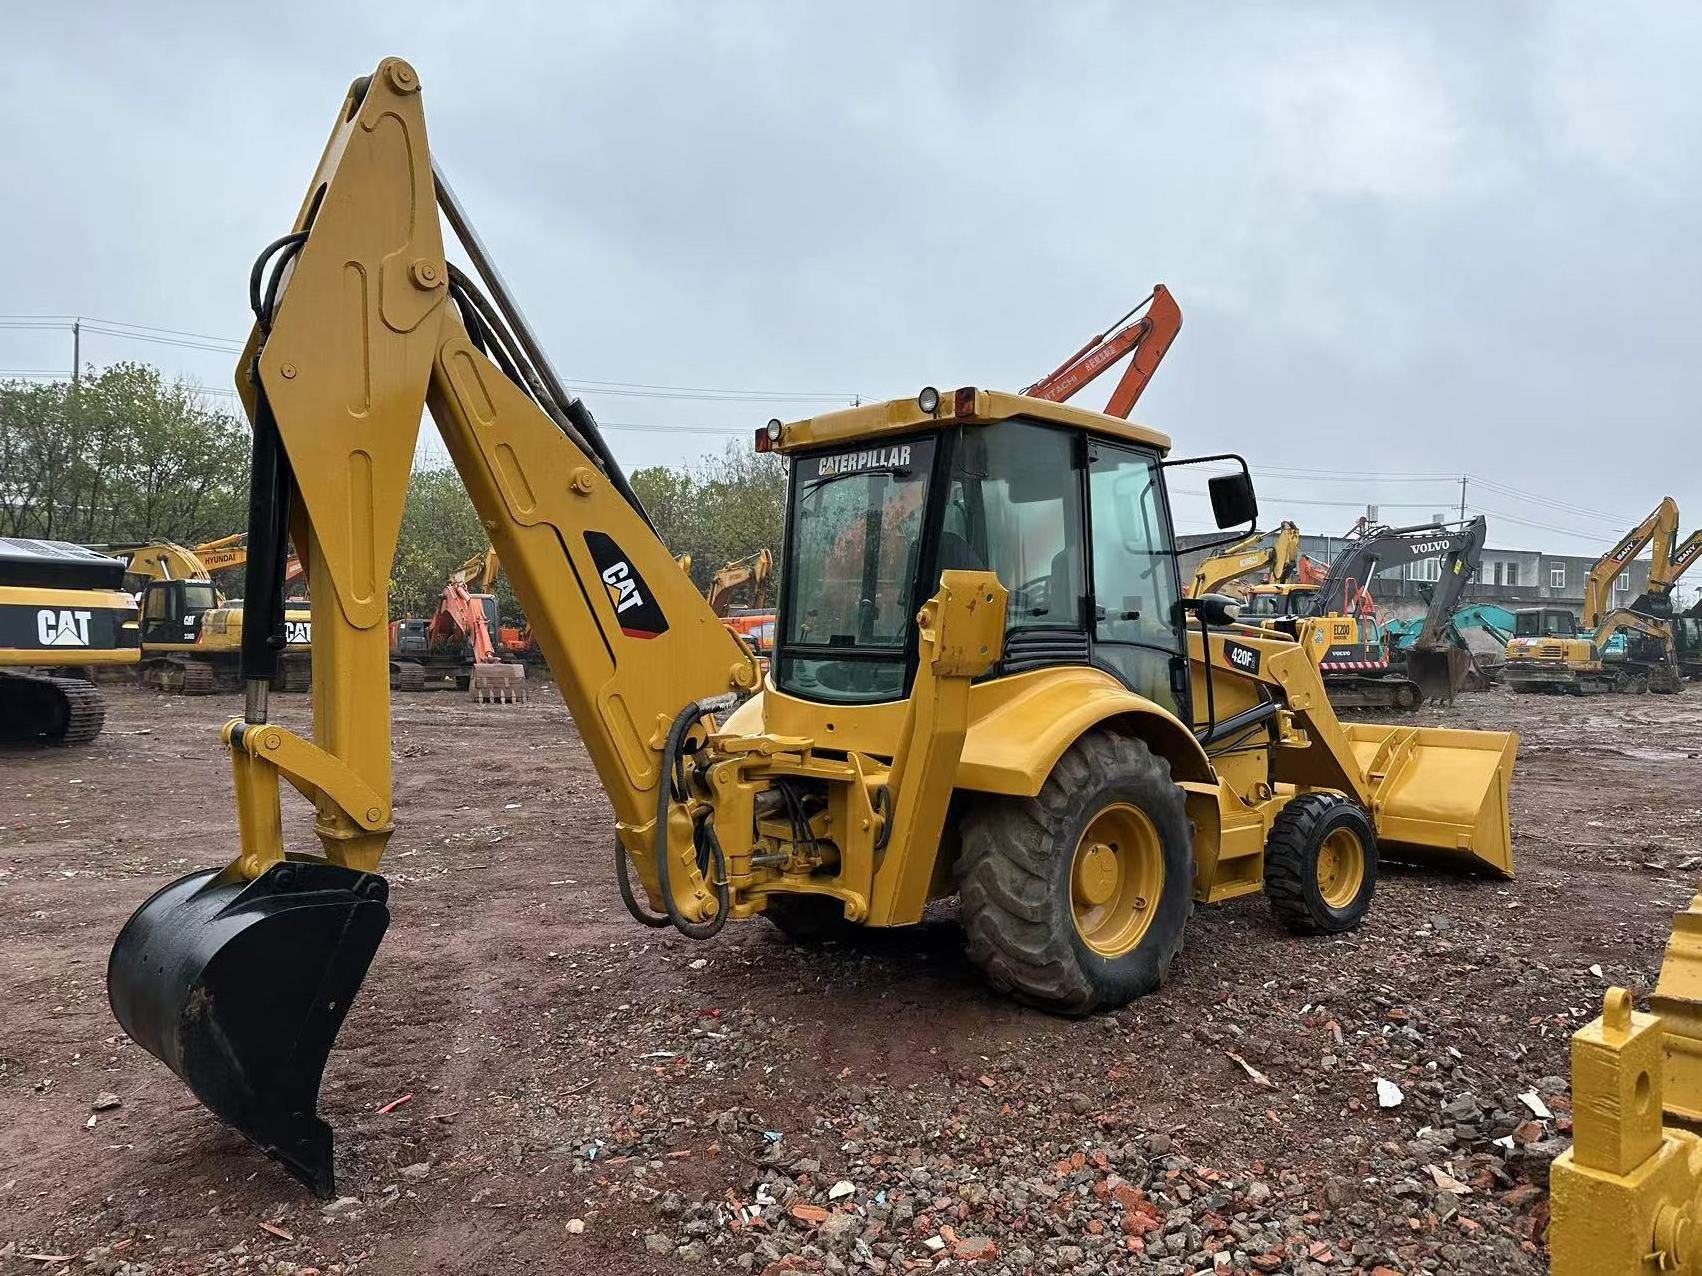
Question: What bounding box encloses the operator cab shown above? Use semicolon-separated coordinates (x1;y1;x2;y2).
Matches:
770;390;1255;717
1241;584;1319;621
140;578;221;647
1512;607;1578;639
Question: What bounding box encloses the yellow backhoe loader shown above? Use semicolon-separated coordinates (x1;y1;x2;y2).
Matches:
1505;498;1686;695
1;538;140;744
99;539;313;693
105;59;1519;1197
1186;521;1300;599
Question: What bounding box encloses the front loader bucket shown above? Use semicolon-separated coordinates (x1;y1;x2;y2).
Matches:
107;859;390;1196
1342;724;1518;876
1407;645;1471;705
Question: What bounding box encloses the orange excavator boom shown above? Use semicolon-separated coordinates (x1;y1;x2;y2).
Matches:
428;582;498;664
1024;285;1182;420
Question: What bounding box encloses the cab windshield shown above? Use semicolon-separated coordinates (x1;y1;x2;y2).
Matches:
181;582;219;615
777;436;936;703
1242;589;1310;619
1515;610;1573;638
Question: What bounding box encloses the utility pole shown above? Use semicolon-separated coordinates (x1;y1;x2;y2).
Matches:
72;318;80;386
1458;475;1467;522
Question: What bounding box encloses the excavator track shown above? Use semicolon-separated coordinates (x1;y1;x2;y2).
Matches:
139;657;218;694
276;658;312;693
390;661;426;693
180;661;218;695
0;672;107;746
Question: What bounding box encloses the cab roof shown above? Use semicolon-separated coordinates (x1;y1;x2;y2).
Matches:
769;388;1171;455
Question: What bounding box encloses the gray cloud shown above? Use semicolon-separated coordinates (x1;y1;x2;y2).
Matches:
3;1;1697;578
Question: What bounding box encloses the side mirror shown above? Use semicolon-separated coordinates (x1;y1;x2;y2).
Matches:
1208;471;1257;530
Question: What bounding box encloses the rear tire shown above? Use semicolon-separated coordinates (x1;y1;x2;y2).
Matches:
1264;794;1377;935
958;730;1193;1015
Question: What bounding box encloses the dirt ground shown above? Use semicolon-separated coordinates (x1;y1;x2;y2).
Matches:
3;682;1700;1275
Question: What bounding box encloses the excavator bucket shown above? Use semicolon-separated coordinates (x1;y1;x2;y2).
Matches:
469;661;527;704
1341;723;1517;876
1406;645;1471;705
107;859;389;1196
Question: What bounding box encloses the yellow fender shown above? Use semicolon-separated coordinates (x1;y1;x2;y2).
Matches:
955;665;1214;796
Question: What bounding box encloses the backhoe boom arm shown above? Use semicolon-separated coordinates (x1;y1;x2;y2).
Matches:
106;59;759;1194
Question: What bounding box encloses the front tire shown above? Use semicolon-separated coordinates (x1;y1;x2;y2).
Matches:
1264;794;1377;934
958;730;1193;1015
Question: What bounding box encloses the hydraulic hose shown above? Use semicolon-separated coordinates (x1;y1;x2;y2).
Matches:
237;231;312;720
655;700;732;940
615;837;671;928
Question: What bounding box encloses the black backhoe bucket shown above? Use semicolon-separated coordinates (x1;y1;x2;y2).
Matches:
1406;645;1471;705
107;858;389;1197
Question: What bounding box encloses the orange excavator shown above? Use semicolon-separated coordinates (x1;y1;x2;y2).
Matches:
1023;286;1183;419
389;549;526;700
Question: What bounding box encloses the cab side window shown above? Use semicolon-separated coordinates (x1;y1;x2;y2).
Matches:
1088;442;1185;714
943;422;1085;633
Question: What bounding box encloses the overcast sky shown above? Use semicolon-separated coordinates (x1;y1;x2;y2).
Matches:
4;2;1698;574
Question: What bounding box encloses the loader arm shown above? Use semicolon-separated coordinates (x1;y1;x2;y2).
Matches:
1406;516;1486;649
1024;286;1182;420
102;540;213;584
706;548;776;615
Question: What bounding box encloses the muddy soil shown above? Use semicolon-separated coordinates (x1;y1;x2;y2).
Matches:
3;683;1699;1275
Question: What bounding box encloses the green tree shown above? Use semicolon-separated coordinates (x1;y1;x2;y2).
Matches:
0;363;249;544
629;442;785;595
389;467;519;618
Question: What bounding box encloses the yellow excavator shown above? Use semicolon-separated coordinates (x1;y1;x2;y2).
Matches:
0;538;140;744
1186;521;1300;599
98;538;312;693
1504;498;1686;695
105;59;1519;1196
707;547;777;656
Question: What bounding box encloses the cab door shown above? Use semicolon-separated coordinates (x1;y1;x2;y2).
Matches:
1085;440;1188;717
140;581;181;647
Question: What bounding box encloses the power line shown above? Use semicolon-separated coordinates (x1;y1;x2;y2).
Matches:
2;315;863;403
1465;503;1627;541
1464;473;1634;527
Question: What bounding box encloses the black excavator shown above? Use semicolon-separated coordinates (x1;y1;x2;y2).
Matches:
1244;517;1488;710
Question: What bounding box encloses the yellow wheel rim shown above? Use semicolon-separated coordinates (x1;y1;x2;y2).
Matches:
1069;803;1164;957
1316;826;1365;910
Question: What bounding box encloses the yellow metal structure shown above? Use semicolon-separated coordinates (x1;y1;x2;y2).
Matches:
0;540;141;745
1187;521;1300;599
1552;917;1702;1273
104;59;1522;1197
1506;498;1682;694
105;538;312;693
0;586;141;670
707;548;775;615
